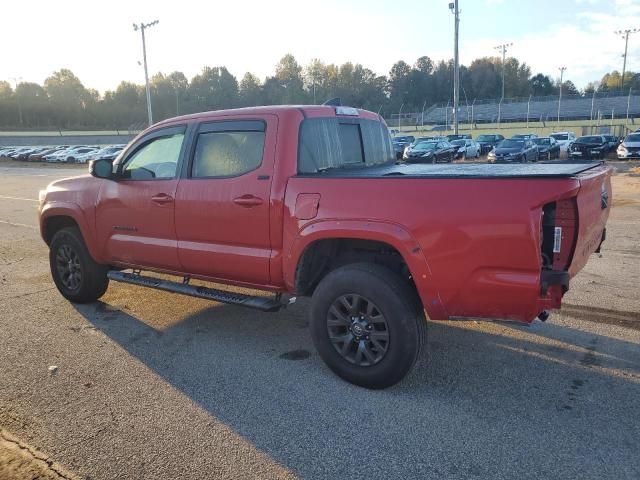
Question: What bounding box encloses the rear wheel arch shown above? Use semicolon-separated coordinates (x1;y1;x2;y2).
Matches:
294;237;420;307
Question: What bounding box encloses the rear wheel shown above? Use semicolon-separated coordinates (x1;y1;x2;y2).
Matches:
49;227;109;303
309;263;426;389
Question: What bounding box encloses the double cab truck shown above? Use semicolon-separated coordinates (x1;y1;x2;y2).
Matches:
39;105;612;389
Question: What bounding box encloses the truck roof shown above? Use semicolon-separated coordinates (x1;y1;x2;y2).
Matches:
154;105;381;128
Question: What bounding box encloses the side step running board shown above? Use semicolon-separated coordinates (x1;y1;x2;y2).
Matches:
107;271;290;312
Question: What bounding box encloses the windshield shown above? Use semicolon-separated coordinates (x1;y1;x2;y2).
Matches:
533;138;551;145
498;140;524;149
576;136;602;144
550;134;568;141
477;135;495;141
413;142;437;151
298;118;394;173
393;136;412;143
625;134;640;142
511;135;527;139
451;140;465;146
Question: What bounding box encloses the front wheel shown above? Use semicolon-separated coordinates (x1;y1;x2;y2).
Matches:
309;263;426;389
49;227;109;303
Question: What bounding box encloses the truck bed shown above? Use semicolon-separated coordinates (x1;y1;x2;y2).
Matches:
305;161;604;179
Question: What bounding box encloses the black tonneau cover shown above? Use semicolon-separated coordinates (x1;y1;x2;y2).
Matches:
303;162;604;179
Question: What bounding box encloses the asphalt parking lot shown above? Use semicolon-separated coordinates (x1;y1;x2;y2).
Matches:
0;160;639;479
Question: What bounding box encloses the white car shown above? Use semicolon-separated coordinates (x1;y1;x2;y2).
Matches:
550;132;577;154
450;139;481;159
617;132;640;160
45;146;93;163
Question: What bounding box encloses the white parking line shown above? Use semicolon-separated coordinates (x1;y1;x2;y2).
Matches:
0;195;38;202
0;220;38;230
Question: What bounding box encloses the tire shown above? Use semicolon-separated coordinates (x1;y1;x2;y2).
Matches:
49;227;109;303
309;263;427;389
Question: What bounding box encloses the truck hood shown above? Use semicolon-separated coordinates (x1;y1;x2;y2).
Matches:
41;174;102;206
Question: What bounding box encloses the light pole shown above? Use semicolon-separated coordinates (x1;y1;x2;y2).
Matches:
133;20;159;126
449;1;460;135
494;42;513;102
557;66;566;125
615;28;638;91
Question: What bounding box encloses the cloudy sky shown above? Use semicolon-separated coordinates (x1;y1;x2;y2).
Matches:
1;0;639;94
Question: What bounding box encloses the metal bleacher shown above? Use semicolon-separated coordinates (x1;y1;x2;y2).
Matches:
419;91;640;125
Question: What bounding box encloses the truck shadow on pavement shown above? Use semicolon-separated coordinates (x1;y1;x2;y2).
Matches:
74;299;640;479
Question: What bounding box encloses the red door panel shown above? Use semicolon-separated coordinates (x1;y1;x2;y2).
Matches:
96;179;181;270
175;116;277;285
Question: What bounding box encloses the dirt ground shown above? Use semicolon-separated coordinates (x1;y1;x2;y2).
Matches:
0;430;77;480
0;160;638;480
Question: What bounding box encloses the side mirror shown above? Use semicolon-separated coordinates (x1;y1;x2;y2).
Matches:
89;159;114;179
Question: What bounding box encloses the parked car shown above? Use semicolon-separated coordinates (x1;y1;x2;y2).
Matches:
450;139;481;159
403;140;456;163
550;132;577;154
9;147;35;160
602;135;619;153
532;137;560;160
488;139;538;163
392;135;415;159
476;134;505;154
38;104;611;389
43;146;85;163
446;134;471;142
46;146;97;163
616;133;640;159
569;135;609;160
74;148;102;164
92;146;125;162
408;136;446;148
28;146;68;162
511;133;538;141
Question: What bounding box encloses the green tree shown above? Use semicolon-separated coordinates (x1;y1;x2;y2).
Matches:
273;54;305;104
239;72;263;107
15;82;49;128
388;60;412;112
44;69;89;127
529;73;555;96
189;66;239;112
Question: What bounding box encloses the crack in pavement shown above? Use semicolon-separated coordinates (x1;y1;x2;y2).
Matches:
0;428;78;480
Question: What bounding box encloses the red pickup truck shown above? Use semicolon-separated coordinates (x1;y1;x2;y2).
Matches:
39;105;611;388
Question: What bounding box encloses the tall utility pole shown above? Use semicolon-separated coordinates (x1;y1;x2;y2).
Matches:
615;29;638;91
10;77;23;126
450;1;460;134
557;66;566;125
494;42;513;102
133;20;159;126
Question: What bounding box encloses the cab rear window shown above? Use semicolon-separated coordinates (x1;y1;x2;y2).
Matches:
298;118;394;173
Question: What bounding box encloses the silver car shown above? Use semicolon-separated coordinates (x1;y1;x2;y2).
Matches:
617;133;640;159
